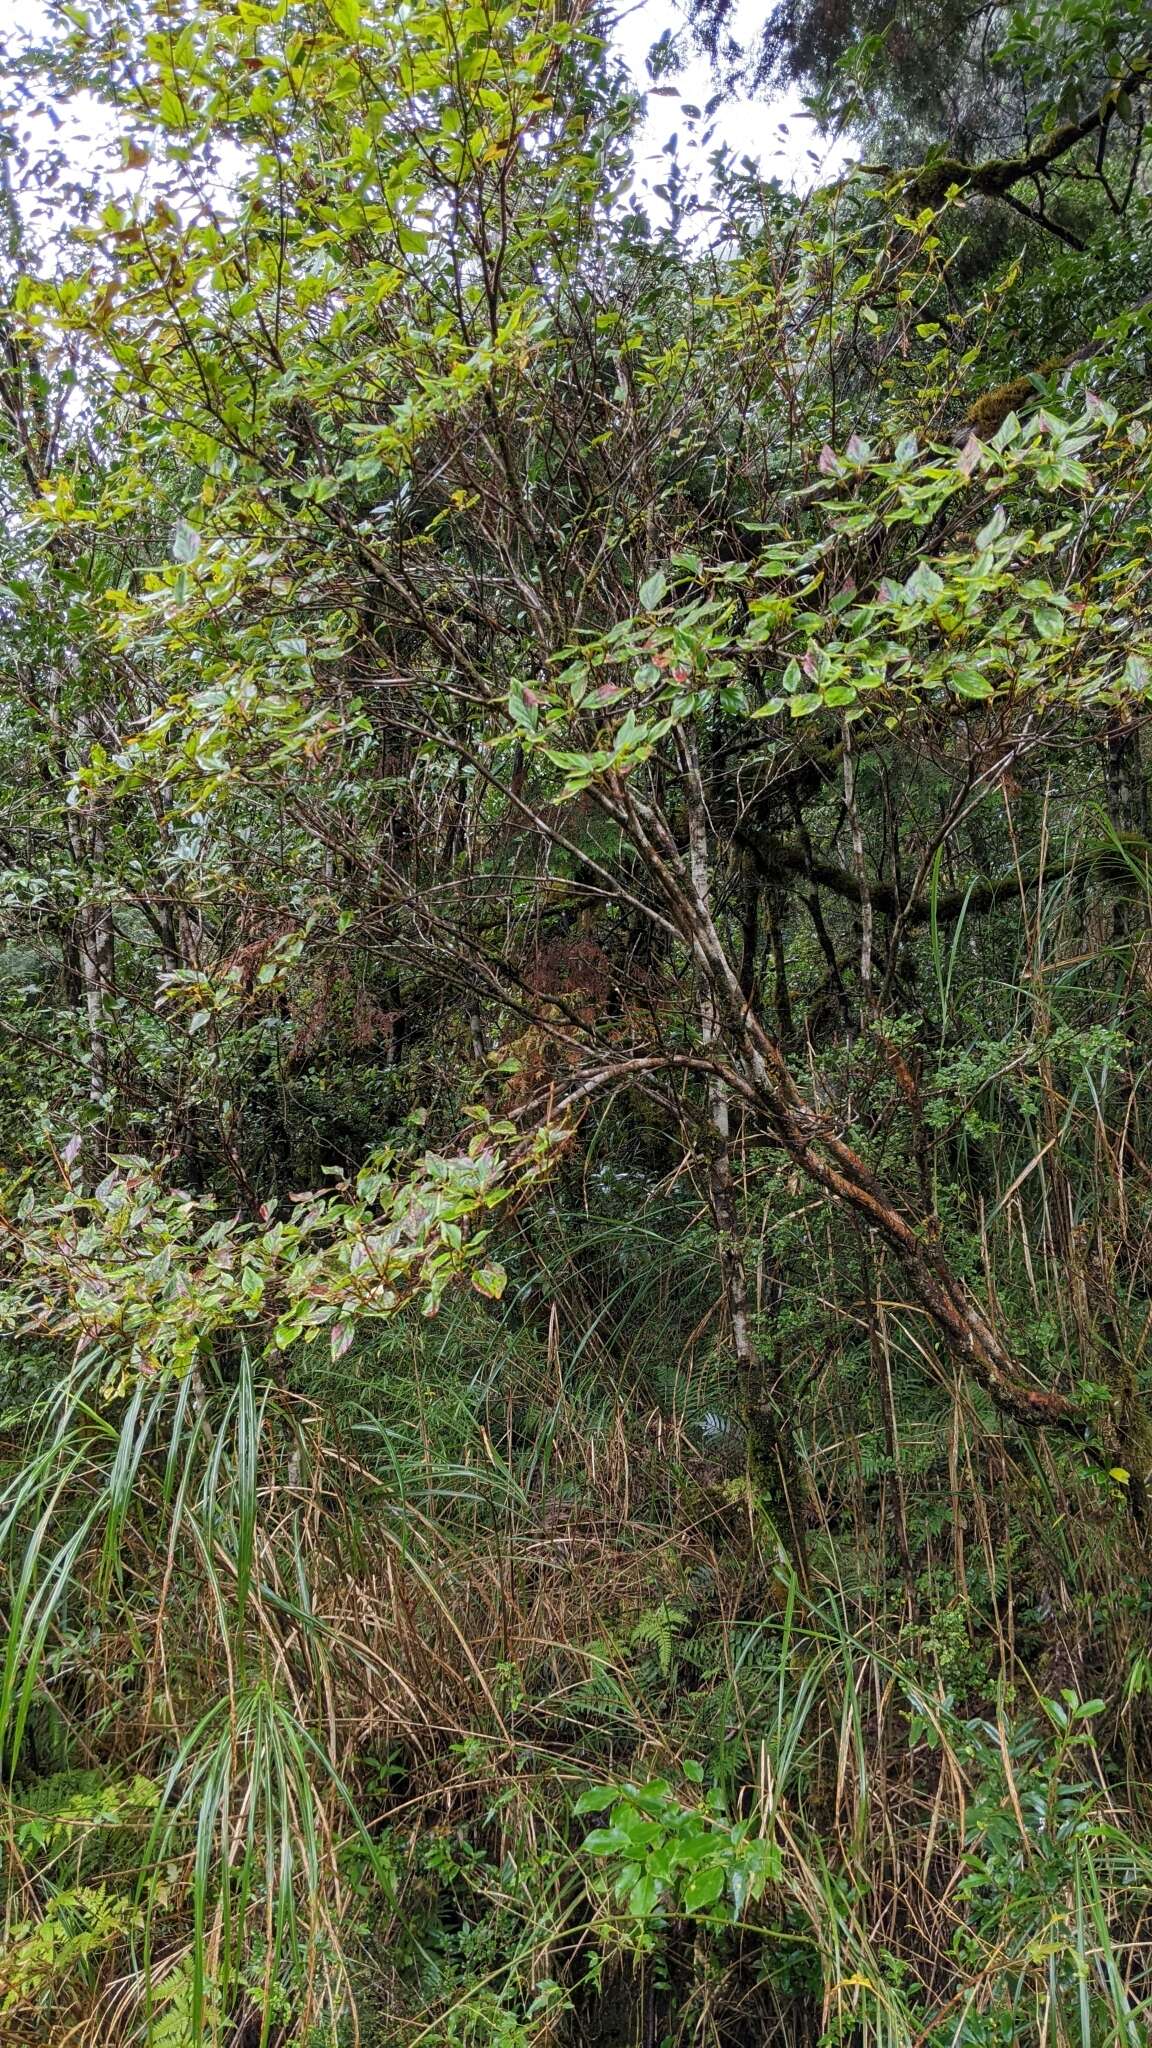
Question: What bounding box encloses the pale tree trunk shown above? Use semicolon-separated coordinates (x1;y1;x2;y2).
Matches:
64;719;115;1117
842;721;873;1032
680;735;805;1560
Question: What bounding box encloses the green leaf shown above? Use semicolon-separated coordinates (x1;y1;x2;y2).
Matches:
583;1827;628;1855
951;669;993;701
619;1818;664;1850
573;1786;616;1815
638;571;667;609
172;521;201;564
976;505;1008;549
682;1863;726;1912
907;563;944;604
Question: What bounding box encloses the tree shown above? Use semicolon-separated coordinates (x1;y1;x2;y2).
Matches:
2;1;1152;2040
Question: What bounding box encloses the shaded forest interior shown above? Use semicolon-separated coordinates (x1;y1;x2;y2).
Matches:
3;0;1152;2041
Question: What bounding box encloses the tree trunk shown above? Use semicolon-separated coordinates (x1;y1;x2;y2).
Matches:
681;737;804;1556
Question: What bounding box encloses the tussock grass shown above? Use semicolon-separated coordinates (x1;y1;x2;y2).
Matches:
4;1233;1152;2045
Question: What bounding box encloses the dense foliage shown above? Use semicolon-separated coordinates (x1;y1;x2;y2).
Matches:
2;0;1152;2041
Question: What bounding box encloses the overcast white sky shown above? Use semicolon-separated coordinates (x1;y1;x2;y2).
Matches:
616;0;848;193
4;0;848;218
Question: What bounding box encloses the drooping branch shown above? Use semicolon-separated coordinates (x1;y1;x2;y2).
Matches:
737;830;1150;927
591;771;1091;1444
890;61;1151;211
